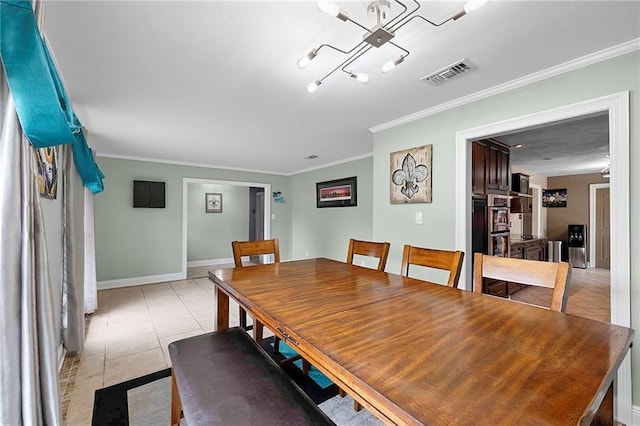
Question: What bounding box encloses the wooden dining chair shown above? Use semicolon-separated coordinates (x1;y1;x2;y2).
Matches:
231;238;308;371
473;252;571;312
346;239;391;271
400;245;465;287
231;238;280;335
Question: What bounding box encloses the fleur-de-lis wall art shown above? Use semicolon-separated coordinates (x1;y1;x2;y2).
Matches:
390;145;432;204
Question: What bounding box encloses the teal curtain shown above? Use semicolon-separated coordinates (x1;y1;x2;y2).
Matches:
0;0;104;193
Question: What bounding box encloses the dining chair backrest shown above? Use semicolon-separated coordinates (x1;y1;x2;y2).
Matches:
472;252;571;312
232;238;280;267
346;239;391;272
400;245;465;288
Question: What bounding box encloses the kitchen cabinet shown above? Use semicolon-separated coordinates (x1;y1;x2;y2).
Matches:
472;141;487;195
525;238;546;261
511;173;530;194
472;139;510;195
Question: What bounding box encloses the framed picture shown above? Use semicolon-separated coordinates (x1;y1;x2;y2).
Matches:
36;146;58;199
543;188;567;208
390;144;432;204
316;176;357;208
205;192;222;213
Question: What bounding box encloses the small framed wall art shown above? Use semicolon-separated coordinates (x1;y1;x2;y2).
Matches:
205;192;223;213
390;144;432;204
316;176;357;208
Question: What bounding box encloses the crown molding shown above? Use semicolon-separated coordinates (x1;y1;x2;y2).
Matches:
97;151;374;177
370;38;640;134
96;152;289;176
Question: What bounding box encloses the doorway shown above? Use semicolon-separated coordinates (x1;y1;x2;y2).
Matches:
454;92;631;421
181;178;271;277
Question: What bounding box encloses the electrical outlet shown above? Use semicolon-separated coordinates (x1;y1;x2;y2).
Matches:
305;250;309;257
271;213;276;220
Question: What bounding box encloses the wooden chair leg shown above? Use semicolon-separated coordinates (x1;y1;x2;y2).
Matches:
274;336;281;354
253;321;263;345
302;359;311;375
171;369;182;426
353;400;362;412
338;388;346;398
239;306;247;330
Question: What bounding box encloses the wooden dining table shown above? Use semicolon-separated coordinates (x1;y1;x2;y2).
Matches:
209;258;634;425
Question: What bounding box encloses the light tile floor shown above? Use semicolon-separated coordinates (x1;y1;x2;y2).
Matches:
62;265;610;425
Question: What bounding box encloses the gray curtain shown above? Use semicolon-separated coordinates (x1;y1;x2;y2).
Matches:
0;62;63;426
61;143;85;353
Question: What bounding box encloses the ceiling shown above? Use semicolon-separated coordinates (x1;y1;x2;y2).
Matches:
42;1;640;176
496;113;610;177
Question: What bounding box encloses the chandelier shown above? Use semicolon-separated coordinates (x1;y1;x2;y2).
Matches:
298;0;491;92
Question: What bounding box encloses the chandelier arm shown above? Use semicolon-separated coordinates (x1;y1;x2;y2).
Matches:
346;17;375;34
340;45;375;75
320;44;372;82
387;0;421;31
388;41;410;57
384;0;413;29
316;42;367;56
393;13;455;32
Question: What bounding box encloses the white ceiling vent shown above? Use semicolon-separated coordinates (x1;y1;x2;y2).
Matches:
420;60;473;86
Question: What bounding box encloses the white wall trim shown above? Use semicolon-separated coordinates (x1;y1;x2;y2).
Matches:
372;38;639;133
589;183;610;269
632;403;640;425
182;178;271;280
98;272;184;289
97;151;373;177
187;257;234;268
58;344;66;372
290;152;373;176
529;183;543;238
454;91;631;423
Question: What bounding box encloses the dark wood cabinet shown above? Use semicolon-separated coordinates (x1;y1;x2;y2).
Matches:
512;173;530;194
472;141;487;196
472;139;510;195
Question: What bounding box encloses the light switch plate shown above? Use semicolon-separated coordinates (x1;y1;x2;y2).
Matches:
415;212;423;225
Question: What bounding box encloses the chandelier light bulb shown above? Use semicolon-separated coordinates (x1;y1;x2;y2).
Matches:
317;0;339;17
306;80;322;93
297;50;317;69
464;0;491;14
349;72;370;84
381;56;405;73
317;0;348;21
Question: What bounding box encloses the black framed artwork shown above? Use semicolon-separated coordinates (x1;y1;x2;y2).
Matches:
316;176;357;208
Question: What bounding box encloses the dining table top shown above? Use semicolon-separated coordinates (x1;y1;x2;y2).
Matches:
209;258;634;425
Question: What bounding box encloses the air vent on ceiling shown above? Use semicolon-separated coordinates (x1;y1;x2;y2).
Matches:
420;60;473;86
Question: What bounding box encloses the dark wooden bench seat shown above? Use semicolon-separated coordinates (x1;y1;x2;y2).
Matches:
168;327;335;425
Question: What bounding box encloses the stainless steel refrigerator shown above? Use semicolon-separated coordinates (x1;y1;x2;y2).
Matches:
568;224;587;268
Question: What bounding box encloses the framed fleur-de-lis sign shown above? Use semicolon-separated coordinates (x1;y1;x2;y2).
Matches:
390;145;432;204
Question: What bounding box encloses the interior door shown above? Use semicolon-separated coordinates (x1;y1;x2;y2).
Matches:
595;187;610;269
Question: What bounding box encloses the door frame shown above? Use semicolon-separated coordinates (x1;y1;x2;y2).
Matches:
181;177;271;277
454;91;630;422
589;183;610;268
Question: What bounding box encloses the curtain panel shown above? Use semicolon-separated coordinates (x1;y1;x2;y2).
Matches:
0;0;104;194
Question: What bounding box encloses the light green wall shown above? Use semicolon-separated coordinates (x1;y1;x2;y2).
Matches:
94;157;290;281
187;183;249;262
290;157;375;267
372;52;639;401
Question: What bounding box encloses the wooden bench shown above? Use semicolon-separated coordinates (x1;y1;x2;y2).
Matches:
168;327;335;425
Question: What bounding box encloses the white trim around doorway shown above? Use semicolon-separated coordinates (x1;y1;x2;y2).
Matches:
181;178;271;280
454;91;631;423
589;183;611;269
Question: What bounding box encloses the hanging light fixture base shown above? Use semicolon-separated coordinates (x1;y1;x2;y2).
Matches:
363;24;395;48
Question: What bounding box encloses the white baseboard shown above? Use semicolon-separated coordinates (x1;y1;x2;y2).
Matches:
631;405;640;426
98;272;185;289
58;343;66;372
187;257;234;268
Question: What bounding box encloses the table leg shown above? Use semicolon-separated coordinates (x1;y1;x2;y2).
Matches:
253;321;264;345
215;286;229;331
591;382;613;426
